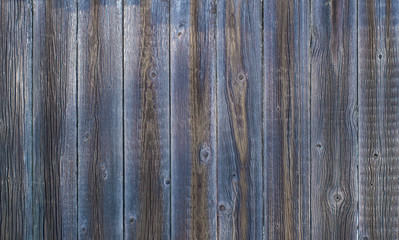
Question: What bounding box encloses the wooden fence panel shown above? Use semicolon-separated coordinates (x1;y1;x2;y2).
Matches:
77;0;123;239
264;0;310;239
216;0;263;239
310;0;358;239
170;0;217;239
0;0;33;239
359;0;399;239
124;0;170;239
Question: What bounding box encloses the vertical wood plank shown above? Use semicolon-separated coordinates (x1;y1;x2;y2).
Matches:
0;0;33;239
32;0;77;239
124;0;170;239
310;0;358;238
216;0;263;239
264;0;310;239
78;0;123;239
359;0;399;239
170;0;217;238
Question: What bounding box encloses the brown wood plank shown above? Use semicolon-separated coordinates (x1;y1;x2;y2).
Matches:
264;0;310;239
77;1;123;239
123;0;170;239
359;0;399;239
216;0;263;239
170;0;217;238
32;0;77;239
310;0;358;239
0;0;33;239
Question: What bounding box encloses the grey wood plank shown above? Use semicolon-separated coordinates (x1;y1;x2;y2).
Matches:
310;0;358;239
359;0;399;239
123;0;170;239
77;1;123;239
170;0;217;239
0;0;33;239
216;0;263;239
264;0;310;239
32;0;77;239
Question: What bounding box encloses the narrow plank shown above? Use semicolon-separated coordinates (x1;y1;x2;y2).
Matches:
32;0;77;239
264;0;310;239
359;0;399;239
216;0;263;239
77;0;123;239
0;0;33;239
170;0;217;238
310;0;358;238
124;0;170;239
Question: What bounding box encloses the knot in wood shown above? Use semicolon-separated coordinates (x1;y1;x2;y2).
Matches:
199;144;211;163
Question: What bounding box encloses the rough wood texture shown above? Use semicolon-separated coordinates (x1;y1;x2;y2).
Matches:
217;0;263;239
124;0;170;239
359;0;399;239
171;0;217;239
78;0;123;239
311;0;358;239
264;0;310;239
0;0;32;239
32;0;77;239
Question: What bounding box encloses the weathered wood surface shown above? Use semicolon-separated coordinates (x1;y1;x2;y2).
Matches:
0;0;32;239
124;0;170;239
264;0;310;239
32;0;77;239
311;0;358;239
217;0;263;239
171;0;217;239
3;0;399;239
77;0;123;239
359;0;399;239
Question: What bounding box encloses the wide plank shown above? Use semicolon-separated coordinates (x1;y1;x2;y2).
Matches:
359;0;399;239
216;0;263;239
310;0;358;238
77;0;123;239
264;0;310;239
170;0;217;239
124;0;170;239
32;0;77;239
0;0;33;239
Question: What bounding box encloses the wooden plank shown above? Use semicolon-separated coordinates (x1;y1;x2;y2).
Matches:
170;0;217;238
216;0;262;239
123;0;170;239
32;0;77;239
263;0;310;239
0;0;33;239
310;0;358;238
359;0;399;239
77;0;123;239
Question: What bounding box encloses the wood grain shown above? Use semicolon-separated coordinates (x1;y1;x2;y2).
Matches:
171;0;217;238
124;0;170;239
310;0;358;239
32;0;77;239
264;0;310;239
78;0;123;239
216;0;263;239
359;0;399;239
0;0;32;239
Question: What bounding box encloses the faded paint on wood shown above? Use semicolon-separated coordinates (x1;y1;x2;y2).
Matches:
0;0;33;239
359;0;399;239
171;0;217;239
310;0;358;239
32;0;77;239
124;0;170;239
264;0;310;239
77;0;123;239
217;0;263;239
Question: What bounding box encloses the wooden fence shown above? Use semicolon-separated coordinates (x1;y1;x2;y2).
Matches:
0;0;397;239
